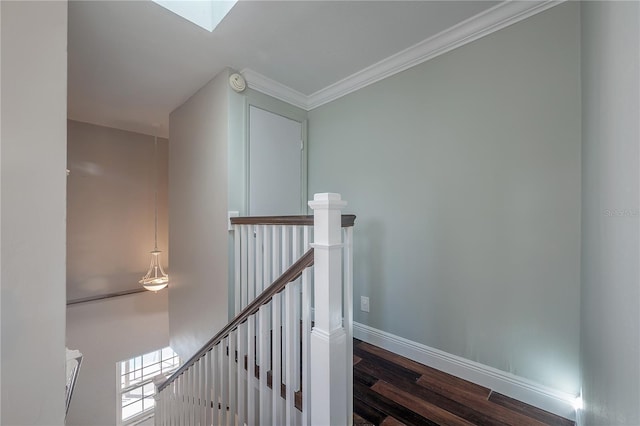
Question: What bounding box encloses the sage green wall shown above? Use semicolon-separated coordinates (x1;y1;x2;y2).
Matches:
227;87;307;218
227;87;307;317
580;1;640;424
308;2;581;395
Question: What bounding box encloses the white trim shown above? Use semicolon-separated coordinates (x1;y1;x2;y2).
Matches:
241;1;565;111
353;322;578;422
240;69;309;111
307;0;563;109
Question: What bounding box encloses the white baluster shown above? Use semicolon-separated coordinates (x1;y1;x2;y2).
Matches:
174;381;178;425
214;344;221;425
272;292;282;425
168;381;173;425
200;358;206;425
248;225;256;304
154;385;161;426
222;337;229;426
272;225;281;279
344;226;354;426
234;225;241;316
241;225;249;310
309;193;348;426
247;313;256;426
206;351;213;426
282;225;291;271
190;363;195;425
196;358;204;426
229;332;237;426
176;379;180;426
185;372;190;425
292;225;302;392
155;389;160;426
190;365;195;424
195;365;200;424
280;225;294;423
161;386;166;426
161;384;165;426
190;366;195;424
179;374;184;425
301;225;312;426
263;225;271;292
182;372;188;425
159;387;163;426
256;226;264;294
285;279;296;425
259;304;270;425
171;383;174;426
237;324;246;426
203;356;208;425
189;364;194;424
175;375;180;424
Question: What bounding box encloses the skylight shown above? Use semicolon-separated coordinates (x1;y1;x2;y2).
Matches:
152;0;238;32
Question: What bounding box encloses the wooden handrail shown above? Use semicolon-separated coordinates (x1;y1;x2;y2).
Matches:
157;248;315;392
67;288;147;305
231;214;356;228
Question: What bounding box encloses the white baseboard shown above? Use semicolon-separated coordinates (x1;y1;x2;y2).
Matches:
353;322;578;422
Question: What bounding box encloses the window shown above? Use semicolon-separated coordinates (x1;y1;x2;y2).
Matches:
117;347;180;425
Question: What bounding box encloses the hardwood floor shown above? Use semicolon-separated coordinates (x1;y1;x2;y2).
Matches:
352;339;575;426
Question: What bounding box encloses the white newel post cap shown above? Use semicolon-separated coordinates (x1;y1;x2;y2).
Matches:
309;193;347;245
308;192;347;209
152;374;166;400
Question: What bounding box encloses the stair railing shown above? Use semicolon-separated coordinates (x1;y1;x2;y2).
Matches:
65;348;83;417
155;193;354;425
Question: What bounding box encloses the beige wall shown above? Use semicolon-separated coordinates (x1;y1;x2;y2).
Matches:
66;291;169;426
65;121;171;424
168;69;230;360
1;1;68;424
67;120;168;301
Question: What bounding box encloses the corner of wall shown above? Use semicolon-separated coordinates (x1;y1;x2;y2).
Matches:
168;68;231;361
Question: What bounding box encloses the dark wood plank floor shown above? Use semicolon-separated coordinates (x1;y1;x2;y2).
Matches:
353;339;575;426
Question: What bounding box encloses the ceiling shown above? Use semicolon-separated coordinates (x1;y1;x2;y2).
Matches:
68;0;499;138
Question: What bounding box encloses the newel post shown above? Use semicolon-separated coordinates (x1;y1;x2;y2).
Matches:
309;193;348;426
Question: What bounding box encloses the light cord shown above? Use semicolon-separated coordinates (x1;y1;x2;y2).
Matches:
154;135;159;251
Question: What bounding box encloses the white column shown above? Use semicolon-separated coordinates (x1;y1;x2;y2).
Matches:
309;193;348;426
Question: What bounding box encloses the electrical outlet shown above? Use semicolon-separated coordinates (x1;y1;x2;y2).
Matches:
360;296;370;313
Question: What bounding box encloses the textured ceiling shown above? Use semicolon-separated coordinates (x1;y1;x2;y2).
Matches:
68;0;498;137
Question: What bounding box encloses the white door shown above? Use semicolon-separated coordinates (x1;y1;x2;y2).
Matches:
249;106;304;216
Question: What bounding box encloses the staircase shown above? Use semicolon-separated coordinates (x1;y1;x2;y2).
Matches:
154;193;355;425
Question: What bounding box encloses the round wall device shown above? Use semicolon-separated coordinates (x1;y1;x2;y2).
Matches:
229;73;246;93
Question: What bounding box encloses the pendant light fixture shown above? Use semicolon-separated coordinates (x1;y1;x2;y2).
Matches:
140;134;168;292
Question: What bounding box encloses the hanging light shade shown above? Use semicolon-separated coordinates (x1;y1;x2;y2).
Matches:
140;249;168;291
140;134;168;292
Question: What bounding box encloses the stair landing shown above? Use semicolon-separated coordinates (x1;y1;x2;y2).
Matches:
352;339;575;426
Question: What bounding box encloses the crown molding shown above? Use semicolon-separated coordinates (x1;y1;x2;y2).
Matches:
307;0;564;110
240;68;309;110
242;0;565;111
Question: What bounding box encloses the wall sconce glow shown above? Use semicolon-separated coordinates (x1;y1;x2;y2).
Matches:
572;396;583;411
152;0;238;32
